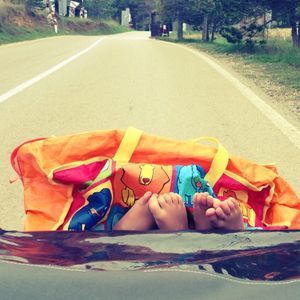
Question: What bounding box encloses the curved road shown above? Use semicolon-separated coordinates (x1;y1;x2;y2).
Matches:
0;31;299;230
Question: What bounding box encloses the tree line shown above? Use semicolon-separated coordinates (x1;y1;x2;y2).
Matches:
84;0;156;30
159;0;300;48
83;0;300;48
24;0;300;48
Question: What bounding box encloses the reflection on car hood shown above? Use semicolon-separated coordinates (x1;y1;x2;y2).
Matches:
1;230;300;282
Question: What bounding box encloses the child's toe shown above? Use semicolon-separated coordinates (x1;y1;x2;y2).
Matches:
206;207;216;218
170;193;182;205
215;206;227;220
158;194;170;208
212;198;222;209
149;195;162;214
206;195;214;207
139;191;152;204
192;193;200;203
220;201;231;215
226;199;236;210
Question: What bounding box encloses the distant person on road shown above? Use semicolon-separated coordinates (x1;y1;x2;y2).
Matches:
113;192;245;232
161;24;169;37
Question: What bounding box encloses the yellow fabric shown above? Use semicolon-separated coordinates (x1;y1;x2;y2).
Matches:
113;127;143;163
190;137;229;187
115;131;229;187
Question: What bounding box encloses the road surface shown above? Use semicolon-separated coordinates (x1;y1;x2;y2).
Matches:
0;31;299;230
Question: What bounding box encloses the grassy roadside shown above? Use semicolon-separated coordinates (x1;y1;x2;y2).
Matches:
161;32;300;121
0;18;130;44
0;1;130;45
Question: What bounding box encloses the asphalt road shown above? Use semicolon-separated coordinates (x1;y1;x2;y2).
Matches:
0;31;299;230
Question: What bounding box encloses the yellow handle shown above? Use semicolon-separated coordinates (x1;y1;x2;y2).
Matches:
113;127;143;162
190;137;229;187
115;129;229;186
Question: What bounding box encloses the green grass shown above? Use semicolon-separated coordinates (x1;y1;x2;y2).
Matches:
58;17;131;36
0;18;130;45
164;31;300;65
0;1;130;45
0;24;129;45
0;26;56;44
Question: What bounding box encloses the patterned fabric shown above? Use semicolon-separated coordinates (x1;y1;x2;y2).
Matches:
10;128;300;231
52;160;215;231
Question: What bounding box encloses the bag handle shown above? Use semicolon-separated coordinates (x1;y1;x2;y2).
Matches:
189;137;229;187
114;128;229;187
113;127;143;162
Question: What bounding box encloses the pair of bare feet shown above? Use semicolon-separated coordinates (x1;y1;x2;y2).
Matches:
113;192;245;231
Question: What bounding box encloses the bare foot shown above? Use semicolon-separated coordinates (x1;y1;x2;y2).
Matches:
113;191;155;231
193;192;214;230
207;197;245;230
148;193;188;230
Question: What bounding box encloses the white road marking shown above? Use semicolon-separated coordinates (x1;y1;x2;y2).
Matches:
176;44;300;150
0;38;103;104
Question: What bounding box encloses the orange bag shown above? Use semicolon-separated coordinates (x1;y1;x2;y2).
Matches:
10;127;300;231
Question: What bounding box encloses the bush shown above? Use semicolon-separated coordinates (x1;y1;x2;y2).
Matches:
220;26;243;44
221;23;266;50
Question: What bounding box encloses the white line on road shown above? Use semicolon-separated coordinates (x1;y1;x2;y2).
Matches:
177;44;300;151
0;38;103;104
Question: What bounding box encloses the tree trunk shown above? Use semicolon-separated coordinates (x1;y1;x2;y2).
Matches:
202;15;209;41
177;16;183;41
291;21;300;48
298;21;300;48
262;12;267;41
289;3;300;48
291;19;300;48
211;22;215;42
132;16;137;30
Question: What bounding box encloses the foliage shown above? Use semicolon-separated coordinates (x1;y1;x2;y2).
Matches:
159;0;194;22
113;0;156;30
221;23;265;50
25;0;45;12
220;26;243;44
84;0;117;20
269;0;300;47
158;0;199;39
157;0;300;47
158;0;270;41
84;0;156;29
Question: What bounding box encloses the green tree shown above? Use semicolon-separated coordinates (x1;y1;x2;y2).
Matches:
113;0;155;30
159;0;250;41
84;0;117;19
26;0;45;12
186;0;220;41
127;0;148;29
159;0;198;40
203;0;270;42
220;1;300;48
219;0;270;46
270;0;300;47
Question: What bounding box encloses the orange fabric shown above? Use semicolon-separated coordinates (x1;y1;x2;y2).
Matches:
11;129;300;231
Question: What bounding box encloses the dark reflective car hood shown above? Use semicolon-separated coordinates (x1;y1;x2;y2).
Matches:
1;230;300;282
